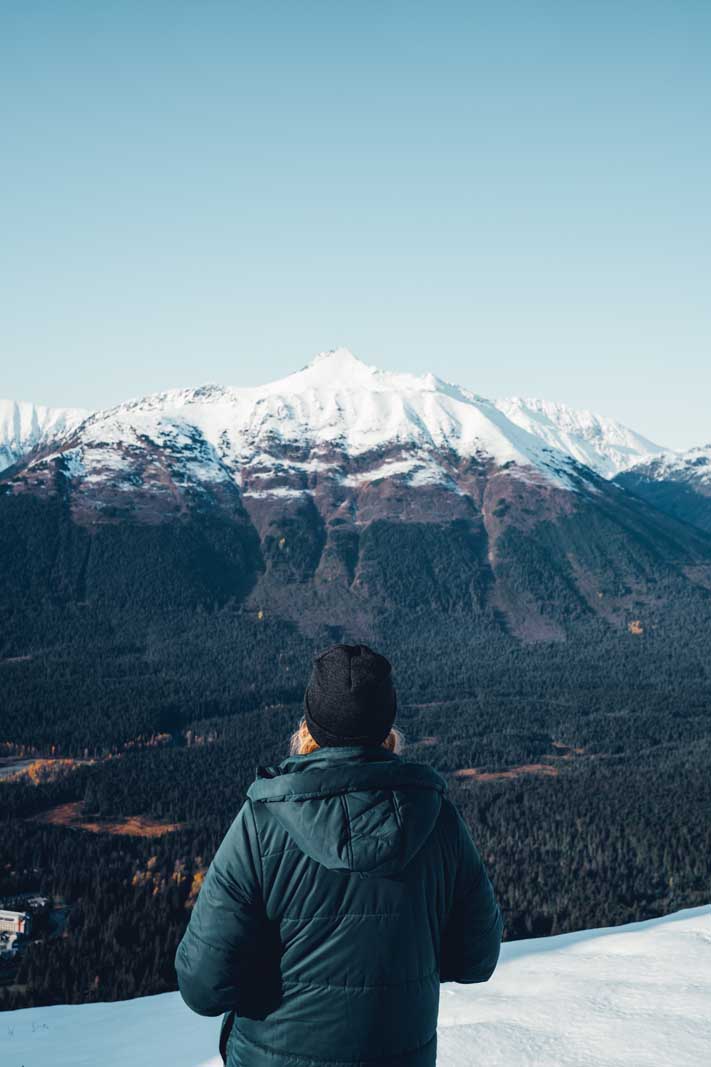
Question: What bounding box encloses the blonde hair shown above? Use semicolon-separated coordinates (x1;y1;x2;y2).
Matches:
289;717;405;756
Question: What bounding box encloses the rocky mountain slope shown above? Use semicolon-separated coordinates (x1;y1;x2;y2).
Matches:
3;349;710;646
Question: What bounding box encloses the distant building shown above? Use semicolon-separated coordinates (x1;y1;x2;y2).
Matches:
0;931;20;959
0;909;31;936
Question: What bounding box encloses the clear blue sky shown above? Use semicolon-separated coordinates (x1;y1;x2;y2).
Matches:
2;1;710;448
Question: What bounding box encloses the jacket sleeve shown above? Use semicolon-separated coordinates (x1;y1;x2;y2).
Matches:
440;804;503;984
175;799;264;1017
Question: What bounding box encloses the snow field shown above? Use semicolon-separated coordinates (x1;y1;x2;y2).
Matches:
1;905;708;1067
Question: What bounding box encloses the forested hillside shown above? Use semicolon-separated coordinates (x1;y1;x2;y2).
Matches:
2;620;710;1008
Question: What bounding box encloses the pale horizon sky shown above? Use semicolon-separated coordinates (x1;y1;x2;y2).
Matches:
2;2;710;449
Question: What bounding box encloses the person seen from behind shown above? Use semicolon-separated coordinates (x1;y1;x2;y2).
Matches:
176;643;503;1066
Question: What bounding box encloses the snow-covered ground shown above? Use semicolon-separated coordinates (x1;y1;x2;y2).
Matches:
2;905;708;1066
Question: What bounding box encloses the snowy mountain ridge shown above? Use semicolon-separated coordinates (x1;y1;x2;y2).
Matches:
0;397;88;471
2;904;708;1067
495;394;667;477
7;349;588;494
0;349;688;490
628;442;711;486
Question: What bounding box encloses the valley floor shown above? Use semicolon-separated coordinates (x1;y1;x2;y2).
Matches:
1;905;708;1067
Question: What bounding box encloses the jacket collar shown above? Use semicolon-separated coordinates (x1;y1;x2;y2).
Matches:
257;744;400;780
248;745;447;804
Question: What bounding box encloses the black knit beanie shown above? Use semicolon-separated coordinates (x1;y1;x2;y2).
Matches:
303;643;397;747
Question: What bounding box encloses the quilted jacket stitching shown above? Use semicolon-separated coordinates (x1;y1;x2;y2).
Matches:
281;966;439;990
232;1024;437;1066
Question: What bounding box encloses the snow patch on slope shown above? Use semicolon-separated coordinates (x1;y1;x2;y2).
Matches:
1;905;708;1067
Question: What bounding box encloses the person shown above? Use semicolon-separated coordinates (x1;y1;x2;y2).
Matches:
175;643;503;1067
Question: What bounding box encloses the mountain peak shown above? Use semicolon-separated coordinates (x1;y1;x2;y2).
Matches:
281;348;450;399
297;347;379;386
305;346;367;369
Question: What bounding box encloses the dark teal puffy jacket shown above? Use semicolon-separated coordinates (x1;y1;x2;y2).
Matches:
175;745;502;1067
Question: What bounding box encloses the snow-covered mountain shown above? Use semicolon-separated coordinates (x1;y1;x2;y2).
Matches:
495;395;667;477
0;398;87;472
2;904;708;1067
5;349;711;643
16;348;588;496
2;351;678;489
5;347;711;584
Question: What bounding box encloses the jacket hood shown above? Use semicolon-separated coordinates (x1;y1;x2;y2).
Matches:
247;746;448;877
